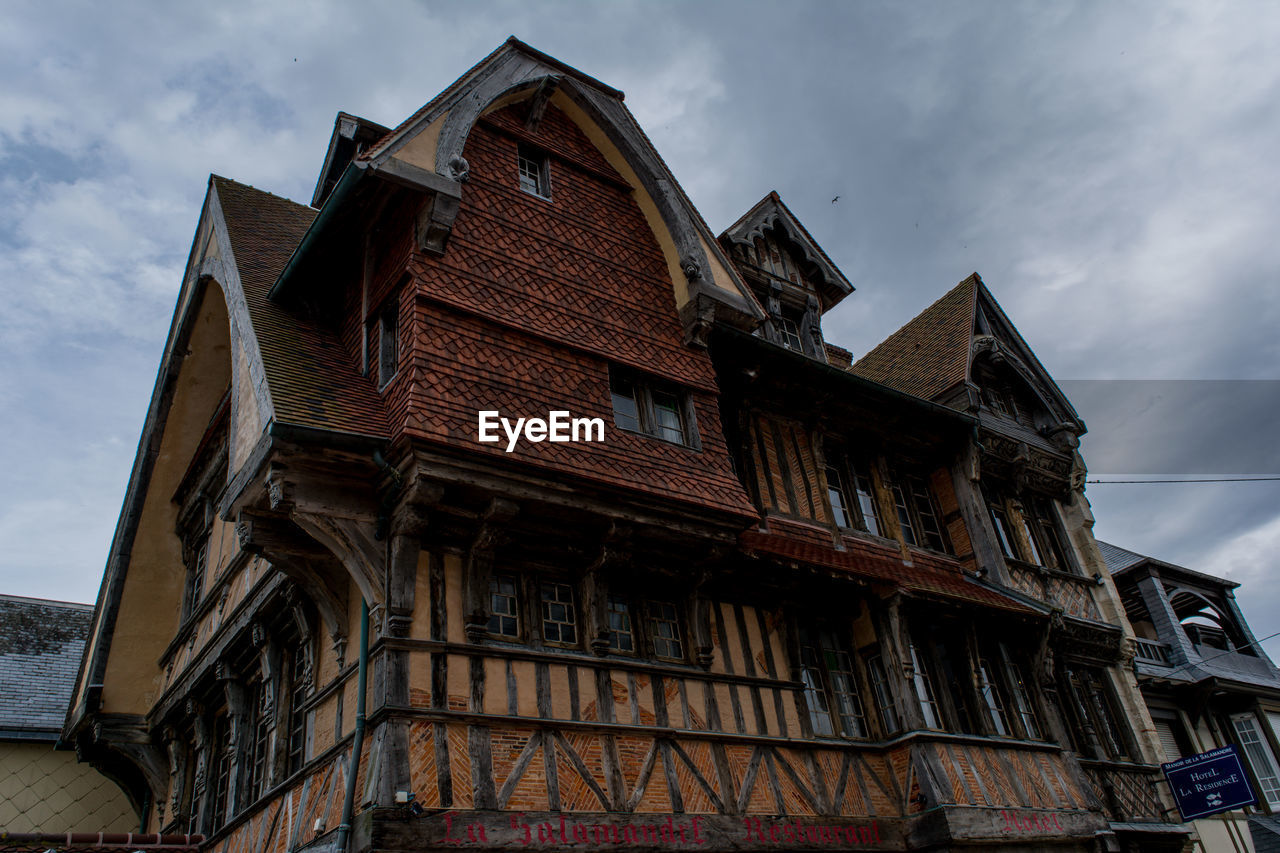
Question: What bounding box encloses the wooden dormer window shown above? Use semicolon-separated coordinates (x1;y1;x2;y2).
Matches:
776;315;804;352
517;143;551;199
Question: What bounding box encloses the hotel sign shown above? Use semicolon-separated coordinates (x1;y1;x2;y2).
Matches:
1162;745;1257;820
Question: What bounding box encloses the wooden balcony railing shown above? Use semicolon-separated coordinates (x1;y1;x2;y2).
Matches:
1079;759;1172;823
1132;638;1172;666
1006;562;1103;621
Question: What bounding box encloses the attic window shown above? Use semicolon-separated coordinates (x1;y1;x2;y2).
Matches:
517;143;551;199
776;316;804;352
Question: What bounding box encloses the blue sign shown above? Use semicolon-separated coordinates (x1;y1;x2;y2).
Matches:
1162;744;1257;820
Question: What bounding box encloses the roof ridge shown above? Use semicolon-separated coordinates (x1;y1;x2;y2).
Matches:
211;174;312;213
0;592;93;609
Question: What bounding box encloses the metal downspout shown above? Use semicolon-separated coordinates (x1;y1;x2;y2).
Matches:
336;599;369;853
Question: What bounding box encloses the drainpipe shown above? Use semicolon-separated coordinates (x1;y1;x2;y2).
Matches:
336;599;369;853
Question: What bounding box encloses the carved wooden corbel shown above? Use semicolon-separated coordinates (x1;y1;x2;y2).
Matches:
385;477;442;639
689;557;722;670
524;76;560;132
583;523;633;656
463;498;519;642
162;726;184;829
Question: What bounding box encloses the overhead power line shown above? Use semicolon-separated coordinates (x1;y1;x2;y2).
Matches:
1087;477;1280;484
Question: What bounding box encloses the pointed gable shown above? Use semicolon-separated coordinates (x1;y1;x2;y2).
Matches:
851;274;978;400
271;37;763;345
719;191;854;312
852;273;1084;436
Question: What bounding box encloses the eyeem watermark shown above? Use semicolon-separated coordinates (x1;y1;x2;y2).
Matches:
478;410;605;452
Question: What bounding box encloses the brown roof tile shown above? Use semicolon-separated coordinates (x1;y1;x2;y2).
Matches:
212;176;390;439
850;274;978;400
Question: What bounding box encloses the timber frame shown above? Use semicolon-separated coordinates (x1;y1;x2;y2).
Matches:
65;38;1194;853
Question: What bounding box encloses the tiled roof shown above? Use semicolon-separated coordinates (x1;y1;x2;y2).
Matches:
740;530;1039;616
0;595;93;739
850;274;978;400
1096;540;1148;575
212;176;390;439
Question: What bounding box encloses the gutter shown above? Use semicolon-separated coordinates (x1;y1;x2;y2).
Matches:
269;155;463;302
336;599;370;853
716;326;977;426
268;161;367;301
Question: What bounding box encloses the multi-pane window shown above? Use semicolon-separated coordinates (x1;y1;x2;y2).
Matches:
1233;714;1280;809
209;710;232;830
1062;665;1130;760
866;654;900;734
988;496;1018;559
540;582;578;645
1022;497;1071;571
826;465;852;529
609;367;694;447
798;629;867;738
607;596;635;653
517;143;551;199
909;643;943;730
285;643;310;777
824;447;882;536
487;575;520;637
182;532;210;621
891;472;949;552
977;658;1011;737
776;316;804;352
377;302;398;388
985;485;1072;571
648;602;685;660
246;677;272;804
1000;645;1041;739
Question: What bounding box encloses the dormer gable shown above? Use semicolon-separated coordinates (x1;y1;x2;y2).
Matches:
311;112;392;208
967;278;1084;442
719;192;853;361
852;273;1084;445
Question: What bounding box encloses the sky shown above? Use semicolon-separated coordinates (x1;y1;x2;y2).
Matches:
2;1;1278;656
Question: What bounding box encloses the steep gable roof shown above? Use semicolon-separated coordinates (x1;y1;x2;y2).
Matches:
719;191;854;311
851;274;978;400
212;176;389;439
0;595;93;740
851;273;1084;432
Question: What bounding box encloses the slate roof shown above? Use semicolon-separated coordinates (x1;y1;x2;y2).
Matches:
740;530;1040;616
0;595;93;740
850;274;978;399
1096;540;1148;575
212;176;390;439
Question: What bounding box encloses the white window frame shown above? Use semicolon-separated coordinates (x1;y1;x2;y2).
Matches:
1233;712;1280;809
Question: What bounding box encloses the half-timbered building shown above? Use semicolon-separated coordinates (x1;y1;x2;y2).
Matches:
65;39;1192;853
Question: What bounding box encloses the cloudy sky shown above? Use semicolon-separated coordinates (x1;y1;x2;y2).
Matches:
3;1;1278;655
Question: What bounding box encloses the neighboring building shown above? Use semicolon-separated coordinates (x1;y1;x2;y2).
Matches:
63;38;1191;853
0;595;135;835
1103;541;1280;853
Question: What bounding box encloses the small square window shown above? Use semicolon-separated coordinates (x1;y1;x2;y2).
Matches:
540;581;578;645
517;144;551;199
487;575;520;637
